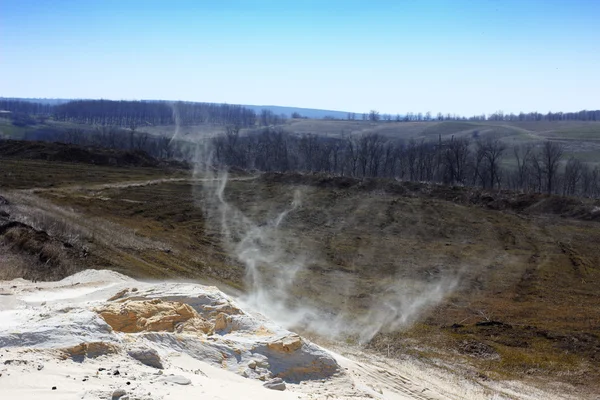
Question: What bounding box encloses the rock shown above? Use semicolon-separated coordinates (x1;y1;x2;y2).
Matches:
108;289;129;302
176;317;213;334
112;389;127;399
4;359;28;366
60;342;119;360
127;346;163;369
157;374;191;385
37;363;44;371
96;300;213;334
257;336;339;381
51;386;57;390
113;369;120;376
267;334;303;353
214;312;231;331
263;377;286;391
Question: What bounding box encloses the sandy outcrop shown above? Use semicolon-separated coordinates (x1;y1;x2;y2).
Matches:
95;299;214;334
60;341;120;360
1;270;340;387
267;334;303;353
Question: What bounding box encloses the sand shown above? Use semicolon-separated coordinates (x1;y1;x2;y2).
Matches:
0;270;582;400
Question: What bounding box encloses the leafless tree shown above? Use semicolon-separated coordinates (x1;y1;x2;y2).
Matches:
513;144;533;191
477;138;506;189
540;141;564;194
368;110;380;122
443;137;470;184
128;121;137;150
563;157;583;196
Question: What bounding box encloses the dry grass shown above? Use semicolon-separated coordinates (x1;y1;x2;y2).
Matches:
0;247;35;280
1;159;600;394
0;159;186;190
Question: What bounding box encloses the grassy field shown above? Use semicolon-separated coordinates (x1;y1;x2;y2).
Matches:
140;118;600;166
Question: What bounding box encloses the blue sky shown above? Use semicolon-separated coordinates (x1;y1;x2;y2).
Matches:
1;0;598;115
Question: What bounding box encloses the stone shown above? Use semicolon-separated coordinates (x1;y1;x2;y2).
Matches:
214;312;231;331
263;377;286;391
4;360;28;366
60;342;119;360
112;389;127;399
127;346;163;369
157;375;191;385
266;334;303;353
96;300;213;334
108;289;129;302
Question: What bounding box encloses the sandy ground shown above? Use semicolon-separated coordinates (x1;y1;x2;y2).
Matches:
0;270;583;400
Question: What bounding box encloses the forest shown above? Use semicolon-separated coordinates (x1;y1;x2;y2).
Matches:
211;128;599;198
2;98;600;198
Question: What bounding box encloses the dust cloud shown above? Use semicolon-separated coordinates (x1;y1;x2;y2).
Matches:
190;131;458;343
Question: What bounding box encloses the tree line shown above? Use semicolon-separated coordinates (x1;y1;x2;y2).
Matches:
2;98;599;126
212;128;600;198
1;99;259;127
8;120;599;198
350;109;600;122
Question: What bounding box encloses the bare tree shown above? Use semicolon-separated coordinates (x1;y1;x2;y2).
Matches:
563;157;583;196
541;141;564;194
128;121;137;150
443;137;470;184
477;138;506;189
513;144;533;191
368;110;380;122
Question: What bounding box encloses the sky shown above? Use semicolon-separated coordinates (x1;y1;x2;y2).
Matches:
1;0;599;115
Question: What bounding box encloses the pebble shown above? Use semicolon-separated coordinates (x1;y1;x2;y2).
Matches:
264;377;286;391
112;388;127;399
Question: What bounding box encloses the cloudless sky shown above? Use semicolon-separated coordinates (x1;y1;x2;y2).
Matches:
1;0;599;115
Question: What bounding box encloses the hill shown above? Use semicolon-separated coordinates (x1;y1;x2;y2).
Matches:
3;97;352;120
1;157;599;397
243;104;351;119
0;139;161;167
